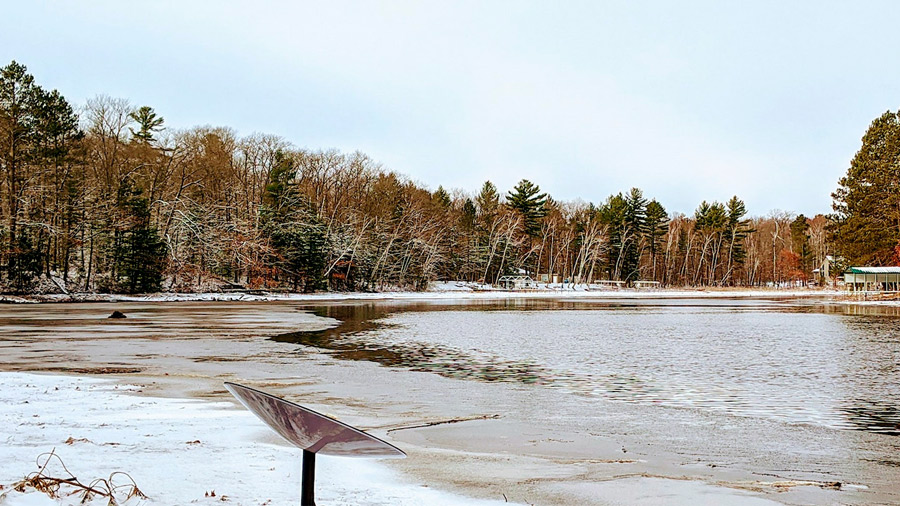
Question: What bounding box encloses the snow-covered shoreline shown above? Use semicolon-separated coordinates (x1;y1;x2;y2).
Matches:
0;372;508;506
5;285;844;304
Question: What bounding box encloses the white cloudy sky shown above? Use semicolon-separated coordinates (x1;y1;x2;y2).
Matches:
3;1;899;216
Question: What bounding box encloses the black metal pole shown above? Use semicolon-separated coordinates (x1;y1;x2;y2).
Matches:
301;450;316;506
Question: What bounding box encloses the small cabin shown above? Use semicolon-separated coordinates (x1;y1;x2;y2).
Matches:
496;275;536;290
843;266;900;293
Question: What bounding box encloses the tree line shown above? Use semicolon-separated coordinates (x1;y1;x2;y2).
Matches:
0;61;837;294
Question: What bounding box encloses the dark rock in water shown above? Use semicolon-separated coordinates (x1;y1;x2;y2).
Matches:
108;310;127;319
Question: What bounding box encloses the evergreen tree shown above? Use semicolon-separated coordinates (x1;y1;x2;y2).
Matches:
129;106;164;143
694;200;728;285
113;178;166;293
35;88;83;281
0;61;83;292
475;181;500;228
724;196;752;283
457;198;477;280
473;181;502;282
0;61;40;291
598;193;627;280
645;199;668;280
598;188;648;282
432;185;451;208
262;151;328;292
461;198;476;231
831;110;900;265
506;179;547;238
790;214;813;277
622;188;647;281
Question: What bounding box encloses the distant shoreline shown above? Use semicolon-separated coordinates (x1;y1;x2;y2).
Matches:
0;286;844;304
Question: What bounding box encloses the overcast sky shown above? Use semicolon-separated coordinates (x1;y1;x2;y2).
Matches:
3;1;898;216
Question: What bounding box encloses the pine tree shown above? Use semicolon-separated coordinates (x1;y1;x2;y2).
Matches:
461;198;476;230
432;185;451;208
831;110;900;265
598;188;649;282
35;88;83;282
622;188;647;281
473;181;502;282
724;196;752;283
694;200;728;285
506;179;547;238
475;181;499;228
113;178;166;293
0;61;40;291
790;214;813;277
598;193;627;280
645;199;668;281
262;151;328;292
129;106;164;143
0;61;83;292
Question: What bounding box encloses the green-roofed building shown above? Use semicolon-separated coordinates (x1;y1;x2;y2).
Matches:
843;267;900;292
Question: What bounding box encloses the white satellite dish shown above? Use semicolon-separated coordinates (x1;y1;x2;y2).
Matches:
225;382;405;505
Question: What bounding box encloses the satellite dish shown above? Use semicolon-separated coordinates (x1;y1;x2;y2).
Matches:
224;382;405;505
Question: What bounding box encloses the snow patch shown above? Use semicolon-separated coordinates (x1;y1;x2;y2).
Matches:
37;287;840;303
0;373;509;506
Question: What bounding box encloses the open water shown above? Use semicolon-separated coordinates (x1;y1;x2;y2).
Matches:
277;298;900;437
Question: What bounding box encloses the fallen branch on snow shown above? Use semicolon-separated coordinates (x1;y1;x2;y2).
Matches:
1;448;147;505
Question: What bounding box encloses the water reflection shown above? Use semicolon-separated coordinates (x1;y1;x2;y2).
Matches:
273;299;900;436
841;401;900;436
273;303;552;384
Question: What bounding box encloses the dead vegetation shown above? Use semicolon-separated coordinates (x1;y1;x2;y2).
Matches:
47;367;144;375
384;414;501;433
727;479;842;493
64;436;122;447
1;449;147;504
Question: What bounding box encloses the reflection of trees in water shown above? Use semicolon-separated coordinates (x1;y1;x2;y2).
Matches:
272;301;763;400
841;401;900;436
826;304;900;317
272;302;550;384
833;309;900;436
274;303;393;347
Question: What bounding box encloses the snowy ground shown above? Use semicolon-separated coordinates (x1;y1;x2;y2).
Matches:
0;372;509;506
20;283;841;304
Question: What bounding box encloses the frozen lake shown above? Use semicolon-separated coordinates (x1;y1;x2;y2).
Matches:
1;297;898;504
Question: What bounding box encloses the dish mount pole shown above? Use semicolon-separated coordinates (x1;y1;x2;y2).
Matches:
301;450;316;506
